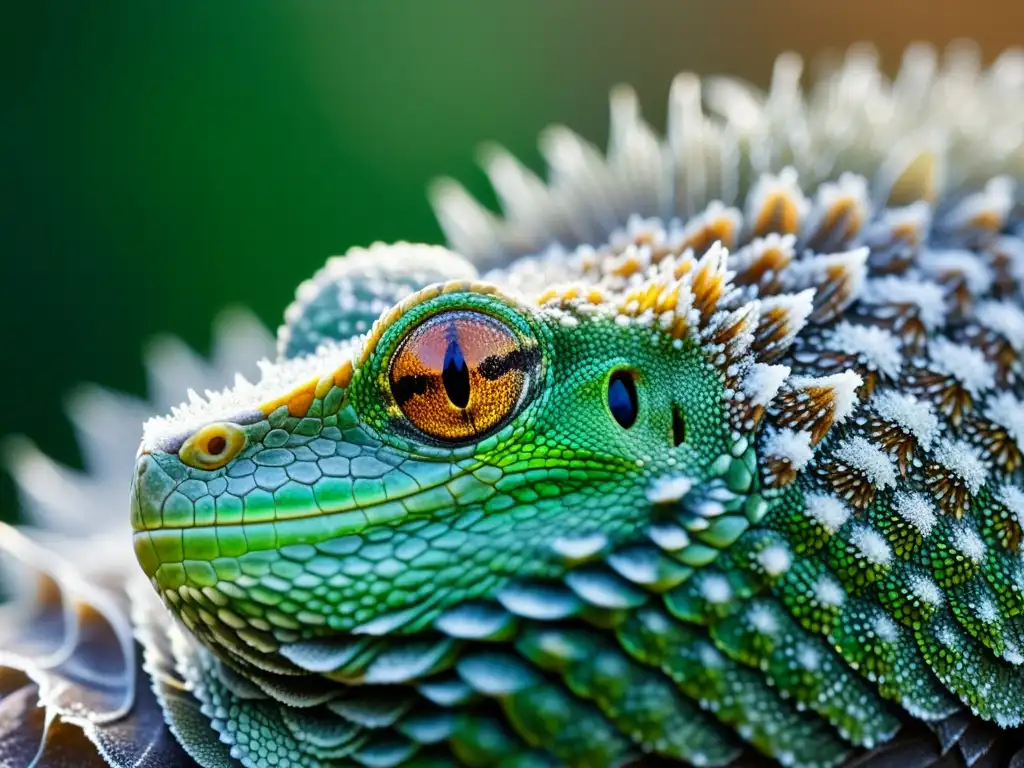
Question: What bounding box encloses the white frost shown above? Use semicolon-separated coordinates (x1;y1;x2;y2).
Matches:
762;428;814;470
700;574;733;604
931;438;989;494
873;615;899;643
756;544;792;577
920;248;994;295
910;573;943;607
870;390;939;449
788;370;863;424
742;363;791;408
142;340;358;447
850;525;893;566
951;524;986;564
804;492;851;534
813;574;846;607
976;300;1024;352
646;475;695;504
861;276;947;330
893;491;938;537
927;338;996;396
747;604;780;635
827;321;904;379
986;392;1024;452
996;484;1024;526
834;435;897;490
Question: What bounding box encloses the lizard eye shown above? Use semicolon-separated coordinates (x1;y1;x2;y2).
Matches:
179;422;247;470
388;310;537;441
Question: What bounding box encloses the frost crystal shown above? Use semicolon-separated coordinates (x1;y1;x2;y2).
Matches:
813;575;846;607
976;300;1024;352
986;392;1024;452
910;574;943;607
747;604;779;635
742;363;791;408
834;436;897;489
996;485;1024;526
756;544;792;577
871;390;939;449
762;428;814;470
931;439;989;494
700;574;733;604
804;493;851;534
873;615;899;643
927;338;996;395
920;249;994;295
893;491;938;537
827;321;903;379
951;524;986;564
646;475;694;504
862;276;947;331
850;525;893;566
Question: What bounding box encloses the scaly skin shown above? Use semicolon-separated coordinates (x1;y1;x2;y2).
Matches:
132;227;1024;767
10;43;1024;768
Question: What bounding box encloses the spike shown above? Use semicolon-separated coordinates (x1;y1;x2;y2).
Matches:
815;435;898;509
738;363;790;430
759;427;813;488
919;249;994;319
674;202;741;255
744;167;809;238
689;242;733;323
783;248;868;324
858;201;932;276
768;371;862;445
753;290;815;362
429;178;503;266
801;173;871;252
704;300;760;370
730;234;796;296
937;176;1014;246
877;143;942;207
924;438;990;518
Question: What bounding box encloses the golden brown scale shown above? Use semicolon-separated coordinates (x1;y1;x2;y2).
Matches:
901;366;978;430
677;212;739;255
732;240;794;296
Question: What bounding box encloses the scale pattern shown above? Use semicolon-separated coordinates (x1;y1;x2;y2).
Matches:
3;41;1024;768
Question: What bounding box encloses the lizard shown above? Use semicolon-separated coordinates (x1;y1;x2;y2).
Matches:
3;41;1024;768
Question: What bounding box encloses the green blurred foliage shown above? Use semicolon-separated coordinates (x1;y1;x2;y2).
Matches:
1;0;1019;523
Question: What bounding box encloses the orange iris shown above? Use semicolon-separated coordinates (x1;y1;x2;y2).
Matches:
388;310;533;441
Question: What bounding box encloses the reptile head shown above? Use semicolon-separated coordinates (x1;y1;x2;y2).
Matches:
131;239;860;670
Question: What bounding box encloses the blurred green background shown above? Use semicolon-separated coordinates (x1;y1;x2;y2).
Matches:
2;1;1022;523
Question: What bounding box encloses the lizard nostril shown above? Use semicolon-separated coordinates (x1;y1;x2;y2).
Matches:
672;407;687;446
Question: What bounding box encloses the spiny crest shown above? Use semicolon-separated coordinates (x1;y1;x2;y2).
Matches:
432;42;1024;270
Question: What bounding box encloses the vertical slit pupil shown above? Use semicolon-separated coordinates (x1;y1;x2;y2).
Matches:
672;407;687;446
442;337;471;409
608;371;638;428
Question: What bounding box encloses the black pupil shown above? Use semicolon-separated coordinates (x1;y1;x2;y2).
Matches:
206;435;227;455
608;370;638;428
442;335;471;409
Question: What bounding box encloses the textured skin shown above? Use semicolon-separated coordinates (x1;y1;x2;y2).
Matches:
6;42;1024;768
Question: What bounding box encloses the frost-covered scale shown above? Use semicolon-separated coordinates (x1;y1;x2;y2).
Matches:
3;41;1024;768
